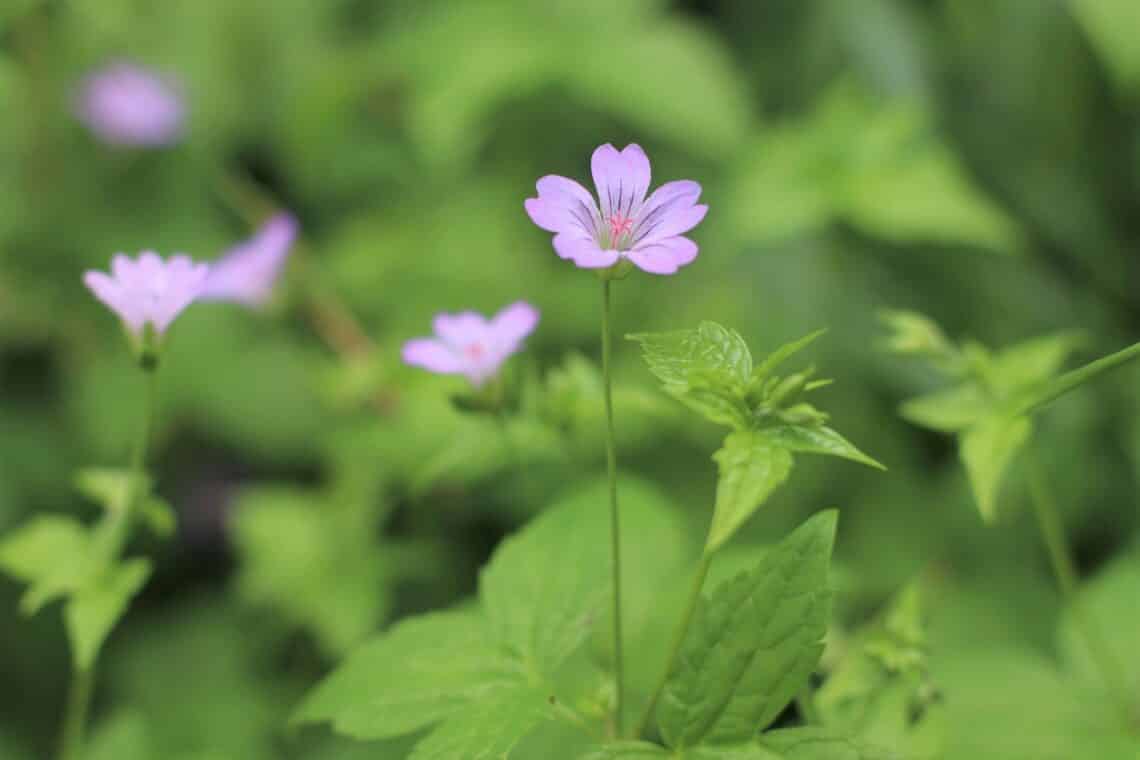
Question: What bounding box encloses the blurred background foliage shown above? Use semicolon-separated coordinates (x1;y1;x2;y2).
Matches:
1;0;1138;758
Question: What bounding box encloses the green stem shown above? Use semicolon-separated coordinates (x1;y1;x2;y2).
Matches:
601;279;625;736
56;668;94;760
60;363;158;760
1025;451;1135;730
635;552;713;738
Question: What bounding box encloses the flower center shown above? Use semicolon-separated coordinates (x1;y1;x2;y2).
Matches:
607;213;635;249
464;343;486;361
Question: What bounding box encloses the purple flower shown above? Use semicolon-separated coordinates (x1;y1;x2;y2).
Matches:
525;143;707;275
83;252;210;336
200;214;299;307
76;62;185;147
402;302;540;387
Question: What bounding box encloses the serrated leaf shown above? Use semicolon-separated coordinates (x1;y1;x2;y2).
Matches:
759;727;894;760
480;480;675;677
628;322;752;391
65;558;151;670
754;330;827;380
294;609;517;740
899;384;988;433
960;415;1031;521
660;512;836;747
706;432;794;552
669;385;752;431
407;686;551;760
758;425;885;471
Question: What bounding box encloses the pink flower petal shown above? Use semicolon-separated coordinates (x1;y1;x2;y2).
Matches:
627;236;699;275
491;301;540;347
402;338;463;374
525;176;599;235
433;312;489;347
201;213;298;306
553;233;621;269
592;144;651;220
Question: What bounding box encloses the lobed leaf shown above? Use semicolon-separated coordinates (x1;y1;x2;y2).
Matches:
659;512;836;747
293;609;518;740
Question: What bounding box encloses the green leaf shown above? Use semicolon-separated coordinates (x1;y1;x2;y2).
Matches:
706;432;794;552
74;468;146;515
758;727;894;760
689;745;784;760
65;558;151;670
960;415;1031;521
628;322;752;392
230;486;389;656
480;482;630;676
753;330;827;380
0;515;102;614
899;384;988;433
294;609;517;740
1008;340;1140;418
407;685;551;760
83;712;153;760
758;425;885;470
660;512;836;747
1071;0;1140;93
579;742;672;759
989;332;1083;397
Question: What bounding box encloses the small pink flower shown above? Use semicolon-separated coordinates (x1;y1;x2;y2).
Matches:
83;252;210;336
525;143;707;275
200;214;299;307
402;302;540;387
75;62;185;148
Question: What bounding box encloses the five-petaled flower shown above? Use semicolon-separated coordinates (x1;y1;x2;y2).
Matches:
76;62;185;148
200;214;299;307
525;143;707;275
84;252;210;337
402;302;540;387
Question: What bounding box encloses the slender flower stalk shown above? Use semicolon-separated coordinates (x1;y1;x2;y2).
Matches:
1025;450;1135;731
58;357;159;760
600;279;625;735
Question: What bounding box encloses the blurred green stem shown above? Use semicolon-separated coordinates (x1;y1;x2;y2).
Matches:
57;667;93;760
60;362;158;760
635;551;713;739
601;279;625;736
1025;450;1135;730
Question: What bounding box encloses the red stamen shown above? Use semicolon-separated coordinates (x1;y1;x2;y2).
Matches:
608;214;634;243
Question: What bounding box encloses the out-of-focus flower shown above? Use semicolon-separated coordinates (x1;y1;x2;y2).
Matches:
402;302;540;387
76;62;185;147
84;252;209;336
525;143;707;275
200;214;299;307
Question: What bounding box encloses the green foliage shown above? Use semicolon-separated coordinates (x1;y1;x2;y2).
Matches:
658;512;836;747
298;478;688;755
633;324;879;549
1071;0;1140;93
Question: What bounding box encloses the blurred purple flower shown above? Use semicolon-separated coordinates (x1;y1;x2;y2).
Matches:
200;214;299;307
402;302;540;387
76;62;185;147
525;143;707;275
84;252;209;336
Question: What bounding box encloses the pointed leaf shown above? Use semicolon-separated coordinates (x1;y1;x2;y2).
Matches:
899;384;989;433
480;479;679;678
628;322;752;390
0;516;104;615
758;425;884;470
989;332;1083;396
294;609;517;740
960;415;1031;521
65;558;151;670
706;432;794;552
660;512;836;747
74;468;148;515
1008;340;1140;418
407;685;551;760
754;330;827;380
